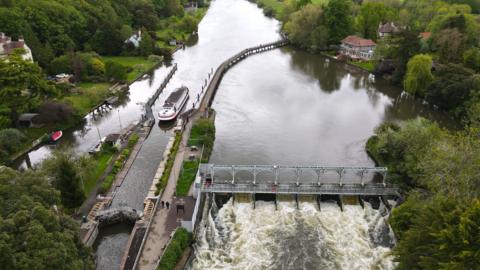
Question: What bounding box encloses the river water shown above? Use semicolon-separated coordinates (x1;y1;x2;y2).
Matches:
38;0;451;268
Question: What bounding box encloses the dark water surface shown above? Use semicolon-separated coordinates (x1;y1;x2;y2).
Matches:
210;48;453;166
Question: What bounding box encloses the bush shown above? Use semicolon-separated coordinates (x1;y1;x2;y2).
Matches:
157;228;192;270
0;128;26;154
128;133;139;148
105;60;128;82
155;132;182;195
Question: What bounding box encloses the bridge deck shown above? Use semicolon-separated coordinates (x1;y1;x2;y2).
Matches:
200;183;399;196
197;164;400;196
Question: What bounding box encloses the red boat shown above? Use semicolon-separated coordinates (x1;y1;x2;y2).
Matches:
50;131;63;142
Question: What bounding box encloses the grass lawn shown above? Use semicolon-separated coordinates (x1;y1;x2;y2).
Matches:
176;160;199;196
350;60;377;72
63;82;110;115
84;151;114;195
101;56;158;82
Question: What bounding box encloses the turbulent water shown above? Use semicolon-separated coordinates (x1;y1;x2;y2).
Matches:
191;199;396;270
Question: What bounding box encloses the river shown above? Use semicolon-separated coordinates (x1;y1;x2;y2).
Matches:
36;0;452;268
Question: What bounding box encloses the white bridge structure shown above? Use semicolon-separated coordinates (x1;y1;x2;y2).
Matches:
196;164;400;196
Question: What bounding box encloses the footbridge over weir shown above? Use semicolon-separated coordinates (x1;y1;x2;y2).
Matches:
196;164;400;197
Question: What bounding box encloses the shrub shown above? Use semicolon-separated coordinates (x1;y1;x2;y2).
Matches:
157;228;192;270
0;128;26;154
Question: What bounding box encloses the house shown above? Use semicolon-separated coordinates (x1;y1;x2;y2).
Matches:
420;32;431;41
378;22;399;38
185;1;198;12
0;32;33;62
340;35;376;61
18;113;40;128
125;30;142;48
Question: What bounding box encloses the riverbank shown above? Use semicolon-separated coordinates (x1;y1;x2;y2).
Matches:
9;57;162;167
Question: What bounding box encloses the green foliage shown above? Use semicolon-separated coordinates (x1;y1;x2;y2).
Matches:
0;53;57;127
128;133;140;148
392;196;480;270
155;132;182;195
426;64;480;118
366;118;444;188
0;128;26;159
404;54;433;96
41;151;87;209
0;167;95;270
284;4;327;50
139;32;156;57
356;2;397;40
187;118;215;162
105;61;128;82
387;29;421;85
324;0;353;44
157;228;192;270
97;132;138;194
463;47;480;72
176;160;199;196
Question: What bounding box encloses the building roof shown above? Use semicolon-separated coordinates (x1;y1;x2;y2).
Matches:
105;133;120;143
378;22;399;34
420;32;431;40
18;113;39;122
341;35;376;47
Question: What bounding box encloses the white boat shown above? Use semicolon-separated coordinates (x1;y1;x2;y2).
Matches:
158;86;189;122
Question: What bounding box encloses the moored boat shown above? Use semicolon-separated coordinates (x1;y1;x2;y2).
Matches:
158;86;189;122
50;130;63;142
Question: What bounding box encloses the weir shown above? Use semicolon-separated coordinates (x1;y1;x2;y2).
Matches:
196;164;399;196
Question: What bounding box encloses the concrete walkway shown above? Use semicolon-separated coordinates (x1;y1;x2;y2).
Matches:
136;119;194;270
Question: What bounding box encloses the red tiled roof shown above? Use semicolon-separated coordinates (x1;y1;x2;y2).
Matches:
420;32;431;40
341;35;376;47
2;41;25;54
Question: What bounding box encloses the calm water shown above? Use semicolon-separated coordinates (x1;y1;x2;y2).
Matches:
210;48;453;166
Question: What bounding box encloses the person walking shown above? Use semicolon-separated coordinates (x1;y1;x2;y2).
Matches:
166;201;170;209
161;201;165;208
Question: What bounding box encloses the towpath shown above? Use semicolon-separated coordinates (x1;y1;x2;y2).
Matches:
136;117;195;270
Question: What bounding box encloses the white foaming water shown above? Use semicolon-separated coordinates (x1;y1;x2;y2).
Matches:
190;200;396;270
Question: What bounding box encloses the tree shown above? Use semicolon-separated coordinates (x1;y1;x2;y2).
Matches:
139;31;155;56
463;47;480;72
105;61;128;82
404;54;433;97
133;1;159;30
324;0;353;44
42;151;87;209
356;2;397;40
387;29;421;85
90;22;124;55
0;7;24;39
434;28;467;63
89;57;105;76
284;4;325;50
426;64;480;116
0;167;95;269
0;53;57;127
393;196;480;270
0;128;26;163
366;118;444;188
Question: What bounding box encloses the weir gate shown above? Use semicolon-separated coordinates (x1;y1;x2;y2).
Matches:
197;164;400;197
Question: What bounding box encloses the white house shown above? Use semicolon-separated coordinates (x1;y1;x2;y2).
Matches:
0;32;33;62
378;22;399;38
340;35;376;61
125;30;142;48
